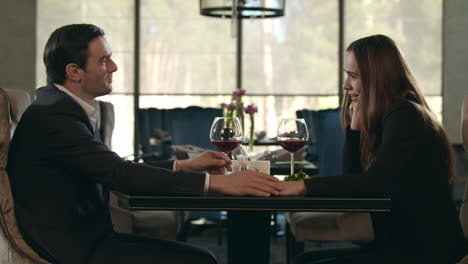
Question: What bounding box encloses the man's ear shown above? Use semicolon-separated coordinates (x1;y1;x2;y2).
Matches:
65;63;82;82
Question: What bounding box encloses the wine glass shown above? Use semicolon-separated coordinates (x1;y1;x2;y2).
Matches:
210;117;243;159
277;118;309;176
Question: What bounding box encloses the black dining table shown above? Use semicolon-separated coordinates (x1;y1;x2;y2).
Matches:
270;160;318;176
115;193;391;264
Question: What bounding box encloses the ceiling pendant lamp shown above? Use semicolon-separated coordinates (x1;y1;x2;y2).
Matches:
200;0;286;19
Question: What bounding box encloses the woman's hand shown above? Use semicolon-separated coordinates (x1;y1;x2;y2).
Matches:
209;171;282;197
350;101;361;131
278;181;307;196
176;151;232;174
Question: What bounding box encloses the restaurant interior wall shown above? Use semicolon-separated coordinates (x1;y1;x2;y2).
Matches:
0;0;36;100
443;0;468;144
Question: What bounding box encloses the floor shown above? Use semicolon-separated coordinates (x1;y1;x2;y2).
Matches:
186;212;355;264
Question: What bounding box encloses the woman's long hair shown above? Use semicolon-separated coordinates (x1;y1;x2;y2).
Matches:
341;34;454;181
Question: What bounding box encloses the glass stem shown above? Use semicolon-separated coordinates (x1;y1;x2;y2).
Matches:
290;152;294;175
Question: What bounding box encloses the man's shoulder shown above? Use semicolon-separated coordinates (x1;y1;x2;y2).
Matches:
34;84;68;105
21;84;87;128
32;84;83;114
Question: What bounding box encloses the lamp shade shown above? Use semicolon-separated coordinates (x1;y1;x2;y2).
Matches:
200;0;285;18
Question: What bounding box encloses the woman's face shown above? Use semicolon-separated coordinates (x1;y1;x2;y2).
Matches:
343;51;362;103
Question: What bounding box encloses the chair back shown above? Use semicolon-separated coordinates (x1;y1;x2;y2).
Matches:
168;106;222;149
296;108;344;176
0;88;51;263
91;100;115;148
137;106;222;157
462;96;468;157
460;96;468;238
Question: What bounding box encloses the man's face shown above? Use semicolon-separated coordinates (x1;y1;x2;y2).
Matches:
79;36;118;99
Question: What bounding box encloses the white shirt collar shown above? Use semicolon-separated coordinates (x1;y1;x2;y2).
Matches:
54;83;97;128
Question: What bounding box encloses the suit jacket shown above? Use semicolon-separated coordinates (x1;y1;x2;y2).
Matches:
7;84;206;264
304;100;467;264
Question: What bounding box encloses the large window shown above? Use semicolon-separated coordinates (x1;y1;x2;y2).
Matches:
140;0;339;139
36;0;135;157
36;0;443;157
345;0;443;118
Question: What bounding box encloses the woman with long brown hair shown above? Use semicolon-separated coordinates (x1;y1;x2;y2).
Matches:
280;34;467;264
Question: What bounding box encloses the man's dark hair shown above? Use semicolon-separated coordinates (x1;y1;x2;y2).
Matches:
43;24;105;84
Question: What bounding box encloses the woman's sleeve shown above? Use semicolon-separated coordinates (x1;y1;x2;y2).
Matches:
342;126;362;174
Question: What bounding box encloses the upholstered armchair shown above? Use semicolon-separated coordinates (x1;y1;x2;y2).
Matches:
457;96;468;264
136;106;222;161
0;88;51;264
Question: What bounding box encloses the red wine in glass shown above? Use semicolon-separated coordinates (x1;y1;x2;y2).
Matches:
277;118;309;175
278;140;307;153
211;140;241;153
210;117;243;161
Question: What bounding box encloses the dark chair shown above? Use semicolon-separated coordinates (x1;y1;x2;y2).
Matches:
136;106;222;161
136;108;172;161
167;107;222;149
296;108;345;174
285;108;373;263
295;109;318;162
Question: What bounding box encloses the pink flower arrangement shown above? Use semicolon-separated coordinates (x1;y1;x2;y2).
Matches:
232;88;246;102
220;89;257;149
221;102;236;111
244;104;258;149
244;104;258;115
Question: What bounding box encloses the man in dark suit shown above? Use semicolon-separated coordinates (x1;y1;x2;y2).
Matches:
7;24;282;264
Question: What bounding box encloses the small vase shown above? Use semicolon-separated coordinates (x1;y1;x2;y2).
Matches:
248;115;255;151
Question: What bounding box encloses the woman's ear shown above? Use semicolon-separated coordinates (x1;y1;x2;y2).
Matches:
65;63;81;82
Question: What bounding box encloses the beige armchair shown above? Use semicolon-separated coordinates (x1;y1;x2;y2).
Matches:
286;212;373;263
457;96;468;264
0;88;51;264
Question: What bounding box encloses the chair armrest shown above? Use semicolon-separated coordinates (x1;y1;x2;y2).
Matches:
109;192;135;234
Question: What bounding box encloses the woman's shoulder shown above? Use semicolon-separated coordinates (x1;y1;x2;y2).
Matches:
382;100;422;121
380;99;429;133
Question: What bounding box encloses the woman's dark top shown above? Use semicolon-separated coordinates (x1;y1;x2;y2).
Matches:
304;100;467;264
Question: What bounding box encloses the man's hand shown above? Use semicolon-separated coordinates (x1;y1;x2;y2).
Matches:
209;171;282;197
278;181;307;196
176;151;232;174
